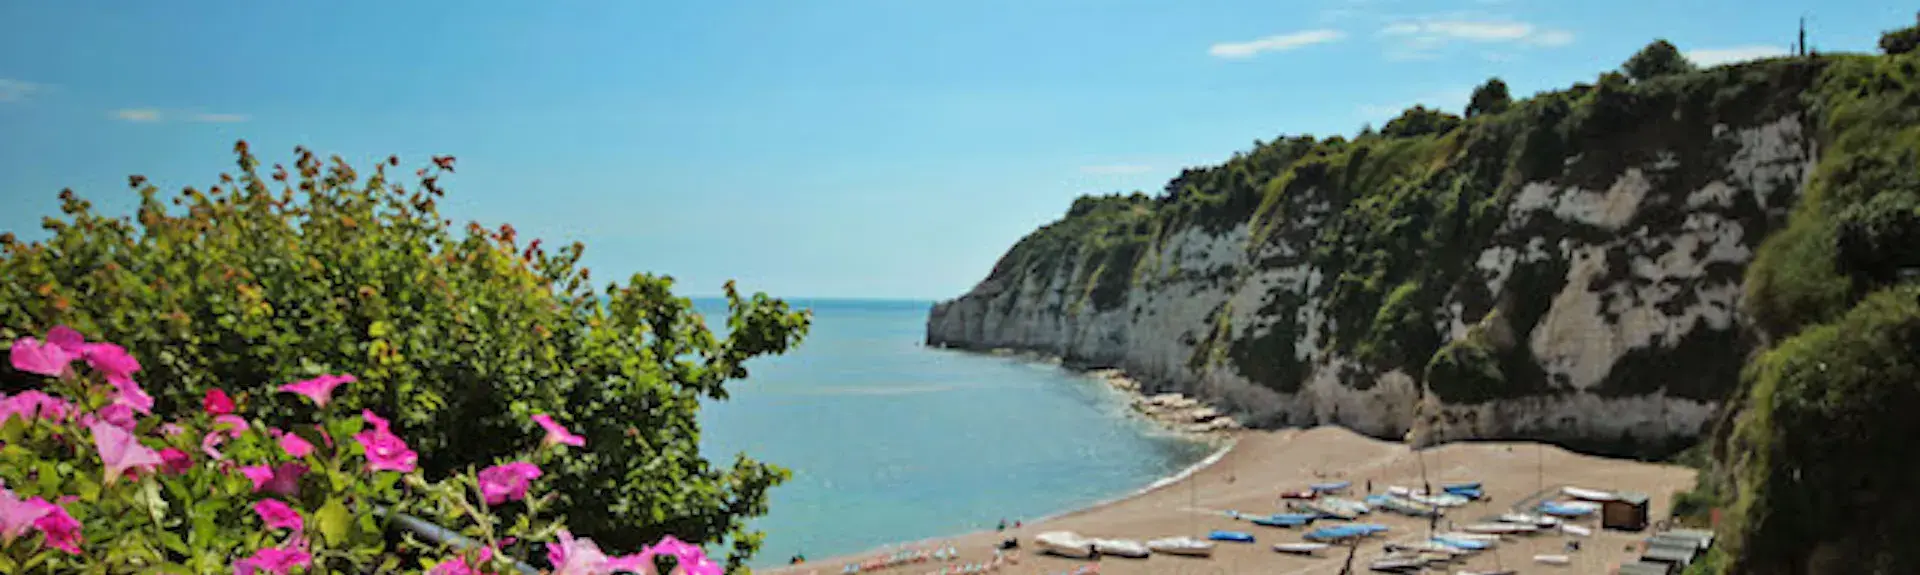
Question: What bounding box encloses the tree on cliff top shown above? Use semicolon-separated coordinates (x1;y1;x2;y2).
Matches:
1466;77;1513;118
1623;39;1693;80
1881;12;1920;55
0;142;812;570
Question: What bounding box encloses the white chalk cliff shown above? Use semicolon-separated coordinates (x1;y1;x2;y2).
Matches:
929;105;1813;453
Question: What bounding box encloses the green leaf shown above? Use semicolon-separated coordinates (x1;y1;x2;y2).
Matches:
317;497;353;546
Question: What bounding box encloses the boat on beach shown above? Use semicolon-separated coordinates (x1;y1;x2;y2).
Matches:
1462;522;1540;535
1272;542;1330;555
1146;536;1215;557
1090;539;1148;558
1033;531;1095;559
1499;512;1560;527
1562;486;1615;501
1207;530;1255;543
1251;513;1316;528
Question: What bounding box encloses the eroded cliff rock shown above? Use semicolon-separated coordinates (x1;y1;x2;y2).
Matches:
929;60;1819;455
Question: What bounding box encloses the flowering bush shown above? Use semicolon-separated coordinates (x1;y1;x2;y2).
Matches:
0;143;810;567
2;326;719;574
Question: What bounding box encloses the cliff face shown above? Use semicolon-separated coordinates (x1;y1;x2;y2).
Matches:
930;61;1818;454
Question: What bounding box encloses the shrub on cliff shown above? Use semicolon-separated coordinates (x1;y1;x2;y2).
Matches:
1465;78;1513;118
1721;286;1920;574
1623;39;1693;81
1880;12;1920;55
0;143;811;569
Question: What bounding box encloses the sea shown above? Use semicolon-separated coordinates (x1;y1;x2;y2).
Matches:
693;298;1215;567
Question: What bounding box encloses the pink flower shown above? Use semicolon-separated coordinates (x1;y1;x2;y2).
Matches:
252;499;303;532
361;409;391;433
314;424;334;449
477;461;543;506
90;420;162;484
202;431;228;460
274;429;315;458
94;404;138;431
160;448;194;475
45;325;85;353
648;535;721;575
204;388;235;415
31;501;82;555
429;548;493;575
81;341;143;392
108;377;155;414
233;536;313;575
215;414;251;434
2;391;74;424
278;374;355;408
532;414;586;448
353;419;417;474
7;336;74;377
547;530;613;575
0;485;52;543
161;422;186;437
239;464;306;497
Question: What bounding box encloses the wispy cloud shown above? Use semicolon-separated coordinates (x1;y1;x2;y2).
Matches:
0;78;47;103
1686;45;1789;67
1080;164;1154;176
109;108;252;124
1209;29;1346;59
1357;88;1474;123
1378;17;1573;60
190;112;250;123
113;108;164;123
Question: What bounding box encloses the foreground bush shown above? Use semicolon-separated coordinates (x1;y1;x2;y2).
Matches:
0;142;810;569
3;325;719;574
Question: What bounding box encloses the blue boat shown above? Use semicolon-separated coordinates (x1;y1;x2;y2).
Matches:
1309;481;1351;493
1251;513;1317;528
1303;524;1390;542
1433;537;1491;551
1444;486;1485;500
1442;482;1482;491
1208;530;1255;543
1538;502;1598;517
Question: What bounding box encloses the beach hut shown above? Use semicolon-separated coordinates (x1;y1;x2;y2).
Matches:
1602;491;1651;531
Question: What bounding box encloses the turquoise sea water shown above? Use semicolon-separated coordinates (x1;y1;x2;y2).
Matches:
694;298;1213;567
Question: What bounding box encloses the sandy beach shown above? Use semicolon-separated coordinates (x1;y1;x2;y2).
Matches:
762;426;1696;575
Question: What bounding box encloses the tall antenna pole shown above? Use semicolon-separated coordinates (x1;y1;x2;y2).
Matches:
1798;16;1808;57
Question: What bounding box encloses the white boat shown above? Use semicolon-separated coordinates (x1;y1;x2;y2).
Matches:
1272;542;1330;555
1533;554;1572;566
1410;492;1471;507
1090;539;1149;558
1434;532;1502;542
1499;513;1560;527
1370;556;1429;572
1319;497;1372;515
1146;536;1216;557
1462;523;1540;535
1561;487;1615;501
1034;532;1094;559
1387;541;1470;556
1386;485;1414;497
1560;523;1593;537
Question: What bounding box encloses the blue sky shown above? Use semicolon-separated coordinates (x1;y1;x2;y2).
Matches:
0;1;1907;300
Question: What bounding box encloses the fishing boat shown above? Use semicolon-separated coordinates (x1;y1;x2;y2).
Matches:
1251;513;1315;528
1090;539;1149;558
1288;500;1354;520
1538;501;1600;518
1499;512;1561;527
1533;554;1572;566
1560;523;1592;537
1432;537;1493;551
1310;481;1352;494
1272;542;1330;555
1369;555;1430;572
1387;541;1470;556
1561;486;1614;501
1207;530;1255;543
1462;522;1540;535
1303;524;1389;542
1033;532;1095;559
1434;532;1502;542
1410;492;1471;508
1146;536;1215;557
1441;482;1482;491
1365;494;1441;518
1318;496;1371;516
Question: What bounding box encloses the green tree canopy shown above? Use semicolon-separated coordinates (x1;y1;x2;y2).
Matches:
1465;77;1513;118
1881;12;1920;55
0;142;812;570
1623;39;1694;80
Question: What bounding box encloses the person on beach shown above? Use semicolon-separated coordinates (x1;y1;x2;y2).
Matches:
997;518;1007;532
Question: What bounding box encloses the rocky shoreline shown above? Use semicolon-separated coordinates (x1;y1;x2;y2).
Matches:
972;347;1243;442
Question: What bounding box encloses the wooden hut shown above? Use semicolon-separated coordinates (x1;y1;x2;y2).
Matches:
1603;491;1651;531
